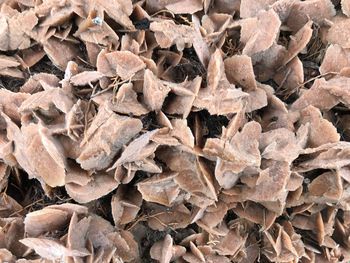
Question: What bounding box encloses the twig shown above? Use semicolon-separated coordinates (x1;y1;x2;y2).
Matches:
151;9;175;18
90;85;113;98
83;99;92;140
126;211;170;231
295;71;339;90
9;198;44;217
90;77;130;99
276;67;292;92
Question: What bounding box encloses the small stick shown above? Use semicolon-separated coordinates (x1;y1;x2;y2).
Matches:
9;198;44;217
295;71;339;90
